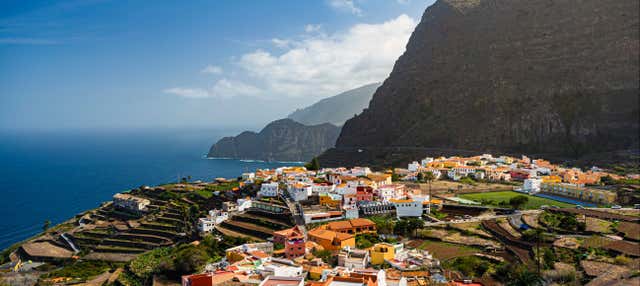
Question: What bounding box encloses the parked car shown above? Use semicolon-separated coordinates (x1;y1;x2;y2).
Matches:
575;205;584;209
611;205;622;209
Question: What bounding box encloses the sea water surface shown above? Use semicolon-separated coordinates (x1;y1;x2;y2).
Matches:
0;128;300;250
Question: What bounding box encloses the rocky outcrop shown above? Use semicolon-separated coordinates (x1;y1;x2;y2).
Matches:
208;119;340;162
320;0;639;167
287;82;380;126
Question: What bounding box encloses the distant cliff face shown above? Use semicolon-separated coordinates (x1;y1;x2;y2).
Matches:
208;119;340;162
287;83;380;126
322;0;639;167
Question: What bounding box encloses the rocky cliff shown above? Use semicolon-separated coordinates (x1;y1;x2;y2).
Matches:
208;119;340;162
320;0;639;167
287;82;380;126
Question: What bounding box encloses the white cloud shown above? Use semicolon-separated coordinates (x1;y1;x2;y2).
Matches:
396;0;410;4
271;38;290;48
164;87;209;98
166;14;417;101
210;79;261;98
304;24;322;33
328;0;362;16
237;14;416;98
165;79;262;99
201;65;223;74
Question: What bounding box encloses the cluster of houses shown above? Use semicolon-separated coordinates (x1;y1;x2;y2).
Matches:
175;153;631;286
183;219;442;286
249;166;436;223
405;154;620;205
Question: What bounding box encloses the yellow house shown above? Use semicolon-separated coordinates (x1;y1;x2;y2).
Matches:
541;175;562;183
541;183;617;204
318;193;342;208
369;243;396;265
308;266;331;280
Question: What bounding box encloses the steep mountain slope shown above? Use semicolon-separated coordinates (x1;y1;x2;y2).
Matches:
208;119;340;162
320;0;639;167
287;82;380;126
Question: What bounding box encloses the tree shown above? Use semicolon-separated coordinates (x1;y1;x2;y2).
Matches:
42;220;51;232
174;246;210;275
507;268;543;286
391;169;399;182
394;219;409;236
423;172;436;214
406;218;424;238
129;247;172;283
509;195;529;209
305;157;320;171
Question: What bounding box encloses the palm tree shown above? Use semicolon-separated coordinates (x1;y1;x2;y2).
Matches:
424;172;436;213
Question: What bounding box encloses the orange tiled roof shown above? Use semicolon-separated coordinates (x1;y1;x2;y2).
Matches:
327;220;353;230
349;218;375;227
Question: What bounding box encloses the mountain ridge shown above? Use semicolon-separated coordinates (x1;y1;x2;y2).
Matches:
320;0;639;167
287;82;380;126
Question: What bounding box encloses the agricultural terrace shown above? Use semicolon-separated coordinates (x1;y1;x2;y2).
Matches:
458;191;574;209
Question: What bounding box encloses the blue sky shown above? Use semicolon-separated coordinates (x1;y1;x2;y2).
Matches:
0;0;435;131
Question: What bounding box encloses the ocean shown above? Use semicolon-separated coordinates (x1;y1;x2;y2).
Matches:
0;128;300;250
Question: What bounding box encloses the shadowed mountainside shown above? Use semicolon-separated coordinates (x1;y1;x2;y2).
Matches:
208;119;340;162
320;0;639;167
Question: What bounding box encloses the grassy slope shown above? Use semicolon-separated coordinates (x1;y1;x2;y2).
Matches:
458;191;574;209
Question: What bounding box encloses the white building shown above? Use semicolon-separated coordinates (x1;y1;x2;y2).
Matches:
288;182;312;201
343;205;359;219
197;210;228;233
408;161;420;172
312;183;335;194
197;218;216;233
523;178;542;193
338;247;369;269
113;193;150;212
241;172;255;181
258;276;304;286
421;157;434;166
350;167;371;177
236;198;252;212
391;195;429;218
258;182;280;197
377;185;405;202
257;258;304;277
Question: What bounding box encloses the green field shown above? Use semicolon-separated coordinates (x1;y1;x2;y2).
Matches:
458;191;574;209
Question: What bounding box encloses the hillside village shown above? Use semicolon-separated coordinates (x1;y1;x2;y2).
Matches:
1;153;639;286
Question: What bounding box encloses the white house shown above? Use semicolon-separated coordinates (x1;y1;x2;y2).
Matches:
338;247;369;269
421;157;434;167
197;210;228;233
312;183;335;194
288;182;312;201
242;172;255;181
113;193;150;212
523;178;542;193
391;195;429;218
258;182;280;197
343;205;359;219
236;198;252;212
197;217;216;233
258;276;304;286
377;185;405;202
408;161;421;172
350;167;371;177
257;258;304;278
